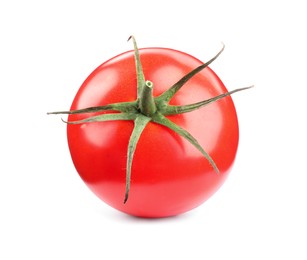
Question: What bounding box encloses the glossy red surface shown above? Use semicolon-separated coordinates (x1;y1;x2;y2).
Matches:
67;48;239;217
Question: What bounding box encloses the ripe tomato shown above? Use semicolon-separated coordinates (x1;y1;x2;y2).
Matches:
56;38;246;218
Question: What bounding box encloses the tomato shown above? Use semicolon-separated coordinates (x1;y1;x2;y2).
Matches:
50;37;250;218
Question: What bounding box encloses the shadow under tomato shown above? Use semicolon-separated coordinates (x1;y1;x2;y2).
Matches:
99;205;195;223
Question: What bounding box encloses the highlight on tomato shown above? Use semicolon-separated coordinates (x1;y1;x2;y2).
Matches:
48;36;252;218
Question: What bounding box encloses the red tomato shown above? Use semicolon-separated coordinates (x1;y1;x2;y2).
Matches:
66;44;240;218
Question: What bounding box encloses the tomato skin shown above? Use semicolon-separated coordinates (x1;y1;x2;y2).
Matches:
67;48;239;217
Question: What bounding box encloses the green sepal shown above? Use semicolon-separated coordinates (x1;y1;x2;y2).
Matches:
155;43;225;105
163;86;253;115
124;114;151;203
151;112;219;173
128;35;146;101
47;101;138;115
62;112;137;124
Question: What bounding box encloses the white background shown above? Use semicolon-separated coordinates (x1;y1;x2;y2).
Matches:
1;0;306;259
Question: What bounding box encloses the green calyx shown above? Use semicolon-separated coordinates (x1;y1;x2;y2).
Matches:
48;36;252;203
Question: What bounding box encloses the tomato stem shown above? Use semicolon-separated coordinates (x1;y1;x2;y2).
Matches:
139;80;157;116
